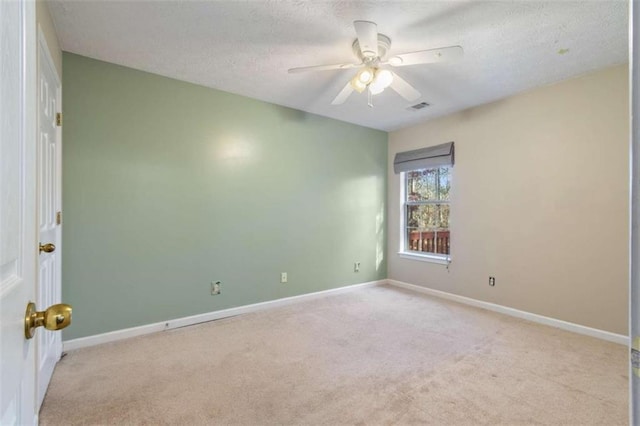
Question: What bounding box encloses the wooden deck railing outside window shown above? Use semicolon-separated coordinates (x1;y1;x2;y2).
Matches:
408;230;450;255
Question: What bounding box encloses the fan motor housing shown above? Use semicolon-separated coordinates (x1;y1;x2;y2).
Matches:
352;34;391;61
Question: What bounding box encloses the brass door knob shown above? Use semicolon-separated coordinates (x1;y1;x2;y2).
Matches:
39;243;56;254
25;302;72;339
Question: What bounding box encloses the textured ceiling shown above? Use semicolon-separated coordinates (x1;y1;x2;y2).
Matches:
48;0;628;131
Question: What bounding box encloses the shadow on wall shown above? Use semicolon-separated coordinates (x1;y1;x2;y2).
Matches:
276;105;313;122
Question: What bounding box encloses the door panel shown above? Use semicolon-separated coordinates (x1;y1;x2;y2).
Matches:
36;31;62;409
0;0;38;424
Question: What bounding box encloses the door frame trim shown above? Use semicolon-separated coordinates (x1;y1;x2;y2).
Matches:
37;27;60;90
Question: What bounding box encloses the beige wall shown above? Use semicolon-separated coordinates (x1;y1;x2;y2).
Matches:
36;0;62;78
388;65;629;335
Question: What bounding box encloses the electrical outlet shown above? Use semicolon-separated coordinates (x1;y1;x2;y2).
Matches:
211;281;221;295
354;262;360;272
281;272;288;283
489;277;495;287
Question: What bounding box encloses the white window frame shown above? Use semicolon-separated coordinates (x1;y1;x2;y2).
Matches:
398;169;452;265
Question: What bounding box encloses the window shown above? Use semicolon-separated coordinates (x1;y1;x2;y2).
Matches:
402;167;451;258
394;142;454;263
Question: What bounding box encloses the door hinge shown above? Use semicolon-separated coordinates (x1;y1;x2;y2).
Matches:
56;211;62;225
56;113;62;127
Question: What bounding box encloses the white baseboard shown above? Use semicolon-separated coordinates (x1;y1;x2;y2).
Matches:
63;280;385;351
64;278;627;351
387;279;629;346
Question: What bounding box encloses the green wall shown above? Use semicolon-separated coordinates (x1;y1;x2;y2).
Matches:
62;53;388;340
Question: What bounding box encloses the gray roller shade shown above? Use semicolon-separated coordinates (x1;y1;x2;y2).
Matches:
393;142;454;174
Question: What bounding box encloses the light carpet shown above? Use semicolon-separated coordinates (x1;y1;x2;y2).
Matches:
40;285;628;425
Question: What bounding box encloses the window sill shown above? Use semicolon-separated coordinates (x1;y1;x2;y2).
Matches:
397;251;450;265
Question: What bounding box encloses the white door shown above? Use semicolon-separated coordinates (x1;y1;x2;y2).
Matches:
36;30;63;409
0;0;38;424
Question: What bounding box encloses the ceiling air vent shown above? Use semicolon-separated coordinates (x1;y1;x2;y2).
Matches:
407;102;430;111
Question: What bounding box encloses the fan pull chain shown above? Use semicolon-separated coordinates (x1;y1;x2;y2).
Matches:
367;89;373;108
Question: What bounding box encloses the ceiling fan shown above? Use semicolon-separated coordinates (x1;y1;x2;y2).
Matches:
288;21;463;107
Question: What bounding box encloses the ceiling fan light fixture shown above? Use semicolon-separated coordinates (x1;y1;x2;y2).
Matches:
290;20;463;107
368;68;393;95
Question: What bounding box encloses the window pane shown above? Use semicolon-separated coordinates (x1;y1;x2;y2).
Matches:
404;166;451;256
407;204;449;229
407;204;438;229
405;204;450;255
407;169;437;201
407;167;450;202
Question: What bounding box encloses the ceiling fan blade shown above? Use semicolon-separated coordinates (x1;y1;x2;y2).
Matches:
288;62;362;74
386;46;463;67
331;82;354;105
389;72;421;102
353;20;378;58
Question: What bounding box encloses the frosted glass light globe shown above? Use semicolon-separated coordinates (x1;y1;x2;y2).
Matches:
369;83;384;95
374;69;393;89
357;68;374;84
